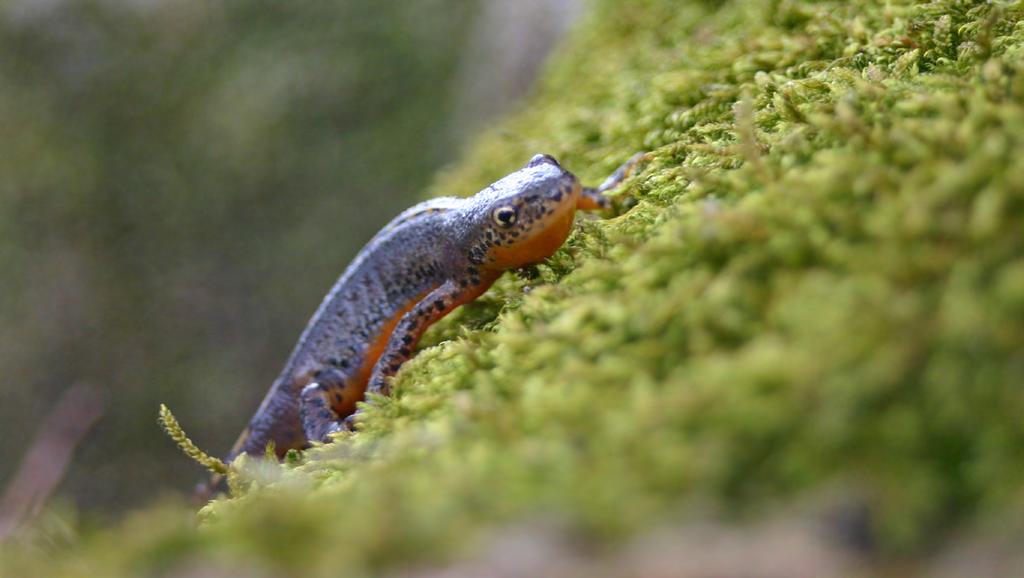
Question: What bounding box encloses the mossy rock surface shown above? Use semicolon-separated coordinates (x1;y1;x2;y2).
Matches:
6;0;1024;575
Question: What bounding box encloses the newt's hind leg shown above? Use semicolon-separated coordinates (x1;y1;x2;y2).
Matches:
299;368;350;443
578;152;648;211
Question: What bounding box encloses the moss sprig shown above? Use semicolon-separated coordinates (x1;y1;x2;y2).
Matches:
158;404;227;476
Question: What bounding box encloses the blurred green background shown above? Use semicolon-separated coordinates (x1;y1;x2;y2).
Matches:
0;0;576;514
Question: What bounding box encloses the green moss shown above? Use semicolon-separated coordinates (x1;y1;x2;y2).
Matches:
5;0;1024;575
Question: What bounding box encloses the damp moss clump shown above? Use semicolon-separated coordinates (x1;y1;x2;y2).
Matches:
5;0;1024;576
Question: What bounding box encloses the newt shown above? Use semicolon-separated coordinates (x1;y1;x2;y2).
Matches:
200;153;643;495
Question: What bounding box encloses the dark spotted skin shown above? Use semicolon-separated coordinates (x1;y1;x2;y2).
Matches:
201;153;645;496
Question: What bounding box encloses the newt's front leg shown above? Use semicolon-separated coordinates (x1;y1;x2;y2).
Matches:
300;274;497;441
577;152;648;210
366;276;494;397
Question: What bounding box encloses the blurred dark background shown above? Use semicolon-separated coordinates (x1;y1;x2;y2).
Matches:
0;0;579;514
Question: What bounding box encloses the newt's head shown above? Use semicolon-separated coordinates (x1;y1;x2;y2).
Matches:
461;154;583;271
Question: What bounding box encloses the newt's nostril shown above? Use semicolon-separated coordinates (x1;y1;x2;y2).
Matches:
526;154;560;168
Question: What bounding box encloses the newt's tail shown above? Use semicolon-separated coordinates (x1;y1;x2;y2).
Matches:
192;421;261;502
192;473;226;504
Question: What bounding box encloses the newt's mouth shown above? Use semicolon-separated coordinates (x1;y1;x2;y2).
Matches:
488;184;579;269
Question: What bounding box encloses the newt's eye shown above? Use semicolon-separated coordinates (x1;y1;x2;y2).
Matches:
492;206;517;228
